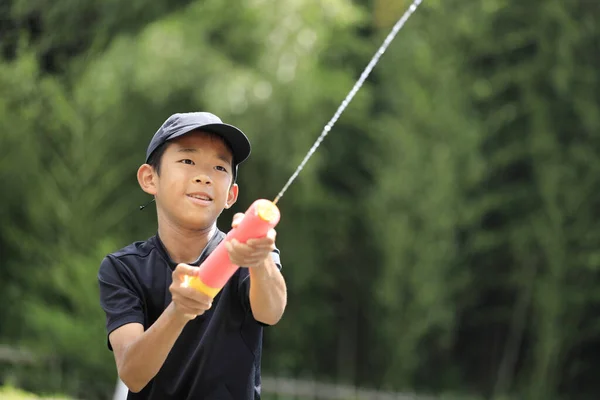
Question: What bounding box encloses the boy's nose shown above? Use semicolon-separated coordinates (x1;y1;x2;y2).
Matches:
193;174;212;184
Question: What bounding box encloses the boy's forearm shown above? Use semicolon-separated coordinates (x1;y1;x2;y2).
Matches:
249;257;287;325
119;303;188;392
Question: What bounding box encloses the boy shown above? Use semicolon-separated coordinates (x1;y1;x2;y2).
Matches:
97;112;287;400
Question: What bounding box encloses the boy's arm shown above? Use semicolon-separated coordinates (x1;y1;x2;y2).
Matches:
226;213;287;325
248;255;287;325
109;302;188;392
104;264;212;393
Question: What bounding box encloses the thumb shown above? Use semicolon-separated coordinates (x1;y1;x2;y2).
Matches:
173;263;199;279
232;213;245;228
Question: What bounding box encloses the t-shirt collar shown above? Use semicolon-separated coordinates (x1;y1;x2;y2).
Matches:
153;228;226;270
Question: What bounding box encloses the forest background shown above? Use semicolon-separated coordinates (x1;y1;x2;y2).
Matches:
1;0;599;399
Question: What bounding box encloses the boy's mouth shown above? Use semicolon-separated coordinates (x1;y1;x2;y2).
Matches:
187;192;213;202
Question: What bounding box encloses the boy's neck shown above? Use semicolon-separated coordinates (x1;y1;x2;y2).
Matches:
157;218;217;265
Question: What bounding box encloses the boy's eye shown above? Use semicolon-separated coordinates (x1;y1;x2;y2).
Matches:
180;159;195;165
216;165;228;172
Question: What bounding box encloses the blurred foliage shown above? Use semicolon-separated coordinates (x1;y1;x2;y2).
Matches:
0;385;72;399
1;0;600;399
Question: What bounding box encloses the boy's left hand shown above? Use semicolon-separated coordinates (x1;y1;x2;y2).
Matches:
225;213;276;268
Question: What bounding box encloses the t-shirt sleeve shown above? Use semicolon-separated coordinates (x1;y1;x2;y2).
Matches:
238;248;282;323
98;255;145;350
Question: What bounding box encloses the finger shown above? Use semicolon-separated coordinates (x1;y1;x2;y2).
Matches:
230;238;273;253
232;213;245;228
175;303;204;317
226;240;255;257
171;282;213;302
174;288;213;305
173;295;212;312
246;230;276;246
228;253;268;266
225;241;241;259
227;242;272;261
178;286;213;303
173;263;199;280
175;299;209;314
186;301;212;314
190;291;214;305
245;237;269;246
225;240;273;266
245;238;275;250
228;249;267;266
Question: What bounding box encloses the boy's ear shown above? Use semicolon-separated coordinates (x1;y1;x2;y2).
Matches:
137;164;158;195
225;183;239;209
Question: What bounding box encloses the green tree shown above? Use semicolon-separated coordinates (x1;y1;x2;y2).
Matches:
0;0;373;397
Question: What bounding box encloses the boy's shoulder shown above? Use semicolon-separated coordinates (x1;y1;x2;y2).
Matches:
109;236;158;260
99;235;162;274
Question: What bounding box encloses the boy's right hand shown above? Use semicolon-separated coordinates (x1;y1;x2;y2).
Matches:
169;264;213;320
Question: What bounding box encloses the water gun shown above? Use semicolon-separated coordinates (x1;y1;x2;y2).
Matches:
182;199;280;297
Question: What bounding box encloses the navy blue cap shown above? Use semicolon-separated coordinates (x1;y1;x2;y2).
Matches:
146;112;252;170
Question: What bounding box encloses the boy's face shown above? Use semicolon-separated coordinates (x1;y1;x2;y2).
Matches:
138;131;239;230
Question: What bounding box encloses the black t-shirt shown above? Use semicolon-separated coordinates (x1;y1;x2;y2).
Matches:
97;229;281;400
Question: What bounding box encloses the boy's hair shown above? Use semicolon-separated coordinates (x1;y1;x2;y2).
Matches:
147;142;169;176
147;131;238;184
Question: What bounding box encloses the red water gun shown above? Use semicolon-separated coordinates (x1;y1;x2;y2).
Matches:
183;199;280;297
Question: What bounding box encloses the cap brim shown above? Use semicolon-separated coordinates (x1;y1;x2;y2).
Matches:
166;123;251;166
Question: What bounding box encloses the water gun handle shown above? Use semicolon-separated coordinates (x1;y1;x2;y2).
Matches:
183;199;280;297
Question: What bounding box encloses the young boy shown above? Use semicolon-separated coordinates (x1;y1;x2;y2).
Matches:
97;112;287;400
